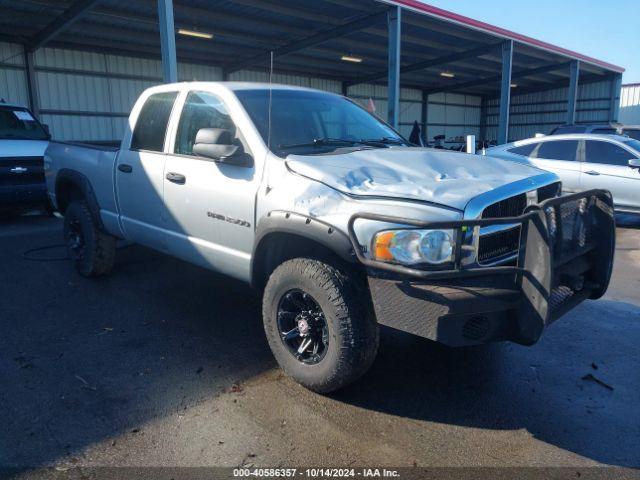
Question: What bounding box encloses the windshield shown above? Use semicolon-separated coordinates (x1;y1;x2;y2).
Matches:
0;106;48;140
235;89;406;156
622;138;640;153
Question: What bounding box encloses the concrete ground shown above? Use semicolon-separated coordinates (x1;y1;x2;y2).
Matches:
0;214;639;473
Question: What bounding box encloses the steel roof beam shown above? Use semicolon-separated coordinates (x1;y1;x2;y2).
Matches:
609;73;622;122
28;0;102;51
566;60;580;124
428;60;572;95
345;41;501;87
485;73;612;99
158;0;177;83
224;10;388;74
497;40;513;145
387;6;401;129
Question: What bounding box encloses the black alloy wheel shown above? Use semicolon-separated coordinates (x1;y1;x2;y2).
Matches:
277;289;329;365
66;218;85;261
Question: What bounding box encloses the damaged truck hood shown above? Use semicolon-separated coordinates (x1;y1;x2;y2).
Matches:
286;147;546;211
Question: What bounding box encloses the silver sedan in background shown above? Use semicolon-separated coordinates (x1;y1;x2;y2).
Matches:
487;134;640;214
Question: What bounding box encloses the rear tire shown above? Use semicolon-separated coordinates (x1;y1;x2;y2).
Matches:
263;258;378;393
63;201;116;277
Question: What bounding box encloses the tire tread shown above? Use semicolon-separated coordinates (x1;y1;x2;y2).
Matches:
263;258;378;393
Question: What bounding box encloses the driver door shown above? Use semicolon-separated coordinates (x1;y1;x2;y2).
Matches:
162;90;259;279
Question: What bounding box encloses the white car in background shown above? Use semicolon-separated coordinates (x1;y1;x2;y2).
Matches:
487;134;640;214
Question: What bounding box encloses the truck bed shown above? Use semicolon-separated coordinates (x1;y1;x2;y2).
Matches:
44;140;120;225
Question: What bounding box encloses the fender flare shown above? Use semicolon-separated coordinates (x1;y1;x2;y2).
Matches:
251;211;357;284
55;169;104;229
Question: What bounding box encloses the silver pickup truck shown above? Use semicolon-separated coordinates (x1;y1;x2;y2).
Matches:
45;82;616;393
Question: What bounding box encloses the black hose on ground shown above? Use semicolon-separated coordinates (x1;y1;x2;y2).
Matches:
22;243;133;262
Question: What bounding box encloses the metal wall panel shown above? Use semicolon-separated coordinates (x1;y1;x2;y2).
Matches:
108;78;157;113
35;47;106;71
179;63;223;82
37;71;111;111
39;114;116;142
0;42;24;65
0;41;493;144
106;55;162;78
231;69;342;93
620;84;640;125
0;42;28;106
425;92;481;142
1;43;228;141
0;66;28;106
347;86;481;141
485;79;614;142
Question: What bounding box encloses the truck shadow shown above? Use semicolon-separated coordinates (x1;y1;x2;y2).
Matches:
0;227;275;471
333;298;640;467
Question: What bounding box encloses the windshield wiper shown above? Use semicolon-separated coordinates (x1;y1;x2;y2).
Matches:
279;137;361;150
358;137;406;146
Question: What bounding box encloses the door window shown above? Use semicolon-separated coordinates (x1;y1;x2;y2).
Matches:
535;140;578;161
584;141;635;166
551;126;585;135
591;128;617;135
130;91;178;152
508;143;538;157
175;91;235;156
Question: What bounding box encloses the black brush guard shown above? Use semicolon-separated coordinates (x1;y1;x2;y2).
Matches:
347;190;616;345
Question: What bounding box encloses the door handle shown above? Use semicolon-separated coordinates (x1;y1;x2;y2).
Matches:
166;172;186;184
118;164;133;173
584;170;600;176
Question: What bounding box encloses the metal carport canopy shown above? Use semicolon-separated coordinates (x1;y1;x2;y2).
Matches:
0;0;625;142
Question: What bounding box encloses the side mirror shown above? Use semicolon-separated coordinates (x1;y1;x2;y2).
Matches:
192;128;250;166
629;159;640;170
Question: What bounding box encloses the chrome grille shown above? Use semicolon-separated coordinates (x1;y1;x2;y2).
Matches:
481;193;527;219
0;156;45;187
538;182;562;202
478;193;526;263
474;183;562;264
477;227;521;263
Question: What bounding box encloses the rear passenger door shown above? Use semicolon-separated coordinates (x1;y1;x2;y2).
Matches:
116;90;178;251
580;139;640;211
529;140;581;193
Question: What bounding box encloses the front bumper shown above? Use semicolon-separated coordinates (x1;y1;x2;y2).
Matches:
348;190;616;346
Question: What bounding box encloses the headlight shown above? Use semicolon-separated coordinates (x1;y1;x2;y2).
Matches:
373;229;455;265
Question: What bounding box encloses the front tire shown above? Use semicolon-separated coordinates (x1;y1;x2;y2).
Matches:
64;201;116;277
263;258;378;393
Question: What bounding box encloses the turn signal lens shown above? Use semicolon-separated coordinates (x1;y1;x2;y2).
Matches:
373;231;395;261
